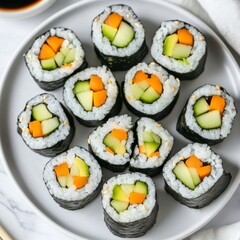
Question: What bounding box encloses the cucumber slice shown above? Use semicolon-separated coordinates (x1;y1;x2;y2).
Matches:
144;141;160;156
41;117;60;136
57;176;68;188
103;133;126;155
143;131;154;142
66;175;73;188
102;23;117;41
112;21;135;48
32;103;52;121
63;48;76;64
73;80;90;94
193;97;210;117
189;168;201;186
41;58;57;70
140;87;160;104
70;163;80;176
76;90;93;111
137;80;149;91
110;199;129;213
171;43;192;60
163;34;178;56
134;181;148;195
196;110;221;129
74;157;90;177
54;52;65;67
151;132;161;144
131;83;144;100
60;47;70;57
112;184;129;203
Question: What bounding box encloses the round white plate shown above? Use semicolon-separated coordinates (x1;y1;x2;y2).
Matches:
0;0;240;239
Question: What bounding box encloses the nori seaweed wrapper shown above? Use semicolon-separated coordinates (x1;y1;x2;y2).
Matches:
129;165;163;178
103;196;159;237
165;171;231;208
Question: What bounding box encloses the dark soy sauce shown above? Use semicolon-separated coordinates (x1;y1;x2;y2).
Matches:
0;0;42;11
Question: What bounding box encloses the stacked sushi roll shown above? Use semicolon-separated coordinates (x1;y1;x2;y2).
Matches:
17;93;74;157
24;27;87;90
88;115;134;172
43;146;102;210
123;62;180;120
63;66;121;127
130;117;173;177
151;20;207;80
163;143;231;208
102;172;158;237
177;84;237;145
91;4;148;71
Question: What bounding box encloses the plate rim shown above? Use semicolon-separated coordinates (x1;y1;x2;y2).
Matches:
0;0;240;239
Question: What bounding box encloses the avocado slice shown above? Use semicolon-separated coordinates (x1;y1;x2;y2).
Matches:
173;161;195;190
102;23;118;41
144;141;160;156
134;181;148;195
140;87;160;104
121;184;134;197
189;168;201;186
73;80;90;94
112;184;129;203
110;199;129;213
131;83;144;100
32;103;53;121
74;157;90;177
171;43;192;60
63;48;76;64
41;58;57;70
76;90;93;111
196;110;222;129
193;97;210;117
54;52;65;67
41;117;60;136
163;33;178;56
103;133;126;155
112;21;135;48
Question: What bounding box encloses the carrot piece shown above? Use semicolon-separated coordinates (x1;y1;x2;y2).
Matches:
177;28;193;46
73;176;88;189
148;151;160;158
185;155;203;169
90;75;104;91
209;95;226;114
29;121;43;138
62;63;72;68
46;36;64;53
104;12;123;29
139;145;146;154
54;162;69;177
147;74;163;94
38;44;55;60
129;192;146;204
132;71;149;83
106;147;114;154
111;129;128;141
93;90;107;107
197;165;211;180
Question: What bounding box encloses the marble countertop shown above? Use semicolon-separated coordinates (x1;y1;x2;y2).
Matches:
0;1;239;239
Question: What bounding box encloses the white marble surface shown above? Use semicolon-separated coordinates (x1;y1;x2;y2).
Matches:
0;0;239;240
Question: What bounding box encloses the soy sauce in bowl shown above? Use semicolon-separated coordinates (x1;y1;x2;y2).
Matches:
0;0;42;11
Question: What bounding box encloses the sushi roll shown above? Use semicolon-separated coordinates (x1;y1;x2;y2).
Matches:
151;20;207;80
43;146;103;210
163;143;231;208
17;93;74;157
130;117;174;177
91;4;148;71
88;115;134;172
177;84;237;145
24;27;87;90
102;172;158;237
63;66;121;127
123;62;180;120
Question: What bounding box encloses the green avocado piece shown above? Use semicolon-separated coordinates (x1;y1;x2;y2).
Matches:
76;90;93;111
134;181;148;195
112;184;129;203
196;110;222;129
144;141;160;156
41;117;60;136
121;184;135;197
54;52;65;67
73;80;90;94
102;23;118;41
140;87;160;104
74;156;90;177
131;83;144;100
41;58;57;70
103;133;126;155
189;168;201;186
110;199;129;213
32;103;53;121
193;97;210;117
163;33;178;56
171;43;192;59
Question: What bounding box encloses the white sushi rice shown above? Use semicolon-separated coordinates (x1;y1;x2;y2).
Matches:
88;115;134;165
163;143;224;199
185;84;236;140
102;172;156;222
25;27;85;82
63;66;118;121
124;62;180;114
18;93;71;149
151;20;206;74
43;146;102;201
92;4;145;57
130;117;173;168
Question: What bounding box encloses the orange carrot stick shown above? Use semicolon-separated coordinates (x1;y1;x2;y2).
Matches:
185;155;203;169
104;13;123;29
38;44;55;60
111;129;128;141
93;90;107;107
147;74;163;94
129;192;146;204
73;176;88;189
139;145;146;154
29;121;43;138
197;165;211;180
148;151;160;158
90;75;104;92
46;36;64;53
177;28;193;46
209;95;226;114
132;70;149;83
106;146;114;154
54;162;69;177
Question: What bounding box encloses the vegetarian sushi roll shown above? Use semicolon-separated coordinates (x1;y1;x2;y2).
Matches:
63;66;121;127
24;27;87;90
130;117;173;177
91;4;148;71
177;84;237;145
123;62;180;120
102;172;158;237
88;115;134;172
17;93;74;157
151;20;207;80
163;143;231;208
43;146;102;210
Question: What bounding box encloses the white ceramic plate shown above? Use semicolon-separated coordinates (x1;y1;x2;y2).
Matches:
0;0;240;239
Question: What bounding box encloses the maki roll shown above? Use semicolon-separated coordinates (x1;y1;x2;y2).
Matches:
43;146;102;210
88;115;134;172
102;172;158;237
123;62;180;120
63;66;121;127
151;20;207;80
130;117;173;177
17;93;74;157
24;27;87;90
177;84;237;145
91;4;148;71
163;143;231;208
